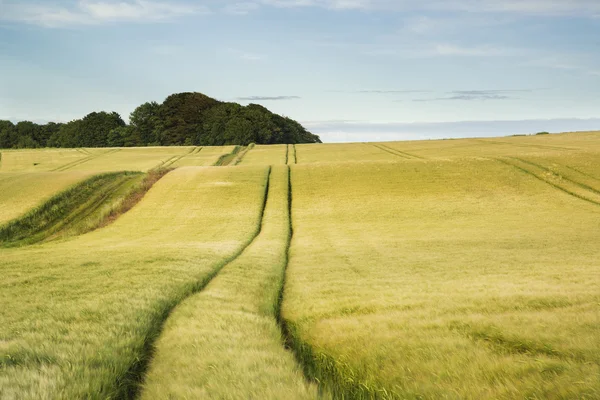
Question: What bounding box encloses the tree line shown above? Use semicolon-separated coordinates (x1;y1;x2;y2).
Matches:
0;92;321;149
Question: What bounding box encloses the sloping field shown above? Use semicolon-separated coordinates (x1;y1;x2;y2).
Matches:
0;171;94;225
141;166;317;399
0;131;599;399
239;144;288;166
283;156;600;398
0;166;269;398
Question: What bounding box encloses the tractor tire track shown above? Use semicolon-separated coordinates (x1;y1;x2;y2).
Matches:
159;147;199;169
510;157;600;195
476;139;577;151
53;149;120;172
277;166;392;399
497;158;600;207
379;144;424;159
372;143;411;159
116;167;272;399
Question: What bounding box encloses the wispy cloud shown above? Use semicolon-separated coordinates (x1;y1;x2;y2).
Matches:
1;1;206;27
223;2;261;15
256;0;600;16
414;90;531;102
357;90;432;94
237;95;301;101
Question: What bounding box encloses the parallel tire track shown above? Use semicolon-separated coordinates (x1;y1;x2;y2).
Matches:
497;158;600;207
277;166;392;399
293;144;298;164
372;143;410;159
285;144;289;165
379;144;424;159
159;147;199;169
476;138;577;151
372;143;423;160
510;157;600;195
116;167;272;399
53;149;120;172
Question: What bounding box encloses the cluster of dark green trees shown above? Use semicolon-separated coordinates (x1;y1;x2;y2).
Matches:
0;92;321;149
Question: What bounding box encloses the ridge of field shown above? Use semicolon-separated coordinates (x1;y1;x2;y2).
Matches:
282;157;600;398
238;144;287;165
0;171;95;225
141;166;318;399
0;145;237;173
0;166;269;399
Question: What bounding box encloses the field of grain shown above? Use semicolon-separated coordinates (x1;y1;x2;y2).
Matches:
1;133;599;399
0;171;94;225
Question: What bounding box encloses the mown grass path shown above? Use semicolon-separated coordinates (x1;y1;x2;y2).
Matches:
140;166;317;399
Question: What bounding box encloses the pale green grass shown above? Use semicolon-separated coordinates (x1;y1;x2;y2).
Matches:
283;157;600;399
0;149;95;172
141;166;317;399
0;166;268;399
173;145;236;167
239;144;288;165
0;171;94;225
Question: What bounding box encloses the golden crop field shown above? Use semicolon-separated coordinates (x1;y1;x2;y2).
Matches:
0;171;94;225
0;132;598;399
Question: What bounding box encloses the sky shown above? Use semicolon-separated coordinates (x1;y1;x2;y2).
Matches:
1;0;599;142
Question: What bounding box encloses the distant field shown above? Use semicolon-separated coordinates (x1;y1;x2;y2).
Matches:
0;132;599;399
0;171;93;225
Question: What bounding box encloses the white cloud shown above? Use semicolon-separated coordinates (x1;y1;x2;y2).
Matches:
1;1;207;27
245;0;600;16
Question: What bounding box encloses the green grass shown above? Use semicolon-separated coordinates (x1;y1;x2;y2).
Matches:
282;156;600;398
0;166;269;398
140;166;317;399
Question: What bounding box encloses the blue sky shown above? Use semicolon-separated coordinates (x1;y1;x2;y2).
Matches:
1;0;599;142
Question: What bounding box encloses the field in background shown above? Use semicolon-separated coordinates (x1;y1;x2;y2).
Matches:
0;131;599;399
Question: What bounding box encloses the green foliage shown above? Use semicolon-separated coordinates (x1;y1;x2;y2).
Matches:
2;92;321;149
536;131;550;135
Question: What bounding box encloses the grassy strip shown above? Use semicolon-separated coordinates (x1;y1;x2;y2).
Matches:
0;168;172;247
214;145;242;166
94;168;173;230
0;172;137;245
118;167;273;399
233;143;256;165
